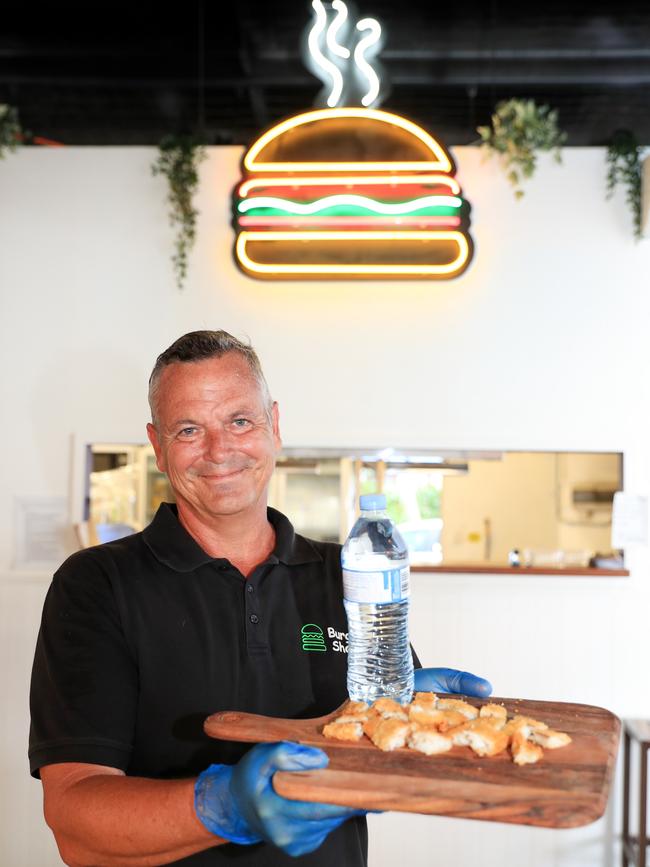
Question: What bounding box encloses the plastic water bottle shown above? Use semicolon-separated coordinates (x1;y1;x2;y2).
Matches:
341;493;414;705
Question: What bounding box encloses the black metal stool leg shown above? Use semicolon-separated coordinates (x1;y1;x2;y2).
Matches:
640;743;648;867
623;730;631;867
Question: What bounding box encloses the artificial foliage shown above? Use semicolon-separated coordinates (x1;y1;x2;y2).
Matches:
478;98;567;198
152;135;206;290
0;104;22;158
605;130;643;241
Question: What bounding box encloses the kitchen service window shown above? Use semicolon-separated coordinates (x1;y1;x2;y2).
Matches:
81;444;624;573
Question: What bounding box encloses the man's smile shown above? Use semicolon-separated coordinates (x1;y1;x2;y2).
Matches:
197;468;247;481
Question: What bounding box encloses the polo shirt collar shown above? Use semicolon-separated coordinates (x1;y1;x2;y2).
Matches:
142;502;322;573
267;507;323;566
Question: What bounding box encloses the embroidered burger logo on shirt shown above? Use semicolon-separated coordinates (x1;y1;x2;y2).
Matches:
300;624;348;653
300;624;327;651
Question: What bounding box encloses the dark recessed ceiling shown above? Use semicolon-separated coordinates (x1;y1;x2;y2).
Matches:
2;0;650;147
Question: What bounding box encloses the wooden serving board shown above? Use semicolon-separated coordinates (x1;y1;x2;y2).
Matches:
204;695;620;829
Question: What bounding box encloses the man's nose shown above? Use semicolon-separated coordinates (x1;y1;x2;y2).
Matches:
202;427;232;461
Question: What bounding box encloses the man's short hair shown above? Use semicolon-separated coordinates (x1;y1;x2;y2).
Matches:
148;330;271;425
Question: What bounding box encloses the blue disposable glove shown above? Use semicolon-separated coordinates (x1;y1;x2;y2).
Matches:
195;741;365;857
414;667;492;698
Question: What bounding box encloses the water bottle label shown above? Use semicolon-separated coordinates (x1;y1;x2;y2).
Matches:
342;566;410;604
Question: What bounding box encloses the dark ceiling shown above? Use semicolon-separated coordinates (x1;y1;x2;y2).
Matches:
2;0;650;147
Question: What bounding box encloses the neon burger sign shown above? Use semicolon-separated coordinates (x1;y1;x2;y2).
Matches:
233;1;474;280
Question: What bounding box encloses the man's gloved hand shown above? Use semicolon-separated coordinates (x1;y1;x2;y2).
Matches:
414;667;492;698
195;741;365;857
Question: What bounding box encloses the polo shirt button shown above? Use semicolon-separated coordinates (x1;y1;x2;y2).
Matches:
246;584;254;593
249;614;259;624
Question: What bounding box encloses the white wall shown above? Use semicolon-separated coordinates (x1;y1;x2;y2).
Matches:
1;144;649;866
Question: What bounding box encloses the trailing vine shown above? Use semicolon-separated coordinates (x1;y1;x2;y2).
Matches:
605;130;642;240
478;98;567;198
152;135;206;290
0;104;22;158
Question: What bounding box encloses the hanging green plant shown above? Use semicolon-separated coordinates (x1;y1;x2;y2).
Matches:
605;130;642;241
152;135;206;290
477;98;567;199
0;104;22;158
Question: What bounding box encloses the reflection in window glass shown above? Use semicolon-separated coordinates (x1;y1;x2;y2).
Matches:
382;467;445;565
359;465;377;498
278;466;340;543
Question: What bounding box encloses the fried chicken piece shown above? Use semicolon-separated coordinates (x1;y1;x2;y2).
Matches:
331;700;374;725
322;720;364;742
372;698;409;721
504;715;549;740
334;714;369;724
412;691;438;707
529;728;572;749
370;718;410;751
436;710;468;732
408;724;453;756
479;703;508;728
340;700;370;716
409;704;444;726
511;731;544;765
436;698;478;720
509;715;549;731
362;712;382;740
409;692;439;723
449;719;510;757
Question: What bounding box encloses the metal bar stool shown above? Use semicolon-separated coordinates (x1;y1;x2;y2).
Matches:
623;720;650;867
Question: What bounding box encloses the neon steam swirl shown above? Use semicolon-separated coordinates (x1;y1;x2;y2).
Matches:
306;0;383;108
308;0;344;108
355;18;382;107
326;0;350;59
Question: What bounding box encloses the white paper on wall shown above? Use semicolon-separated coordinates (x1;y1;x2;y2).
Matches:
611;492;649;548
13;496;68;568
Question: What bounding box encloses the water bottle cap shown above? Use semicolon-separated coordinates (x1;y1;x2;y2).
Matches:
359;493;386;511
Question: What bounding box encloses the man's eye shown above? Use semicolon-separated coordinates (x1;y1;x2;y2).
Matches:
232;418;251;429
178;427;197;437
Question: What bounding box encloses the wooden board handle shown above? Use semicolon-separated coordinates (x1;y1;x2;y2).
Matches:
204;709;333;744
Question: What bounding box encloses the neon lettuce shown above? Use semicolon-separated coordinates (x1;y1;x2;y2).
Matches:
238;194;462;216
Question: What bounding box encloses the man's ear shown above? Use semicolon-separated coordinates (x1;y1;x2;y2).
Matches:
271;402;282;451
146;423;166;473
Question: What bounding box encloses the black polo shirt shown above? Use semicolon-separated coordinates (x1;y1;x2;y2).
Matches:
29;504;367;866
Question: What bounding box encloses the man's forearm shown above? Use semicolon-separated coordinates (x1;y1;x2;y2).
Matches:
42;766;223;866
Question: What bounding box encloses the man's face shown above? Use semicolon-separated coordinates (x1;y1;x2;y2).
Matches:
146;353;281;521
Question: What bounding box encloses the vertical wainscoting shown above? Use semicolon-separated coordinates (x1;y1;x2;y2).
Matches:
0;574;61;866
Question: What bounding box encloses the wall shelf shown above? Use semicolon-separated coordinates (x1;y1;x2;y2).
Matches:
411;565;629;576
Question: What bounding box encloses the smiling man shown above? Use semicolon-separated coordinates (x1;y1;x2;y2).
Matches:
146;347;281;574
29;331;491;866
